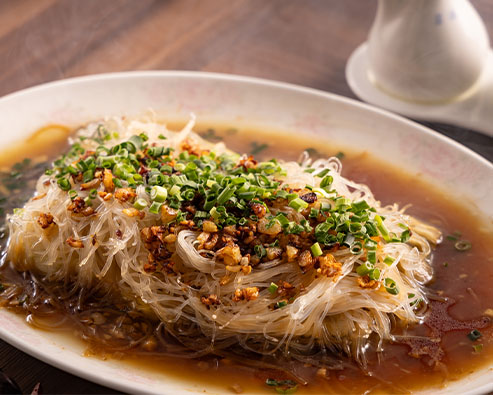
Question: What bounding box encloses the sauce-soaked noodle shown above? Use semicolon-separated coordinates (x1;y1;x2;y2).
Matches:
0;118;492;394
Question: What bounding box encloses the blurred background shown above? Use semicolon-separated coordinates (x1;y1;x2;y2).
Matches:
0;0;491;393
0;0;492;158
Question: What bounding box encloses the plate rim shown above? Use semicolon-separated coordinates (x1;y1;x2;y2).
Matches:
0;70;491;170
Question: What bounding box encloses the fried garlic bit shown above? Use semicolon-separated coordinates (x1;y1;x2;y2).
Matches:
317;254;342;280
66;237;84;249
233;287;259;302
102;169;115;192
114;187;136;203
37;213;55;229
216;244;242;266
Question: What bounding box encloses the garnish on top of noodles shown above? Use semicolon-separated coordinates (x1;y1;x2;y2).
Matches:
7;115;441;364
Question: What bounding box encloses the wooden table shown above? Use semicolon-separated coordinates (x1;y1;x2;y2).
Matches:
0;1;491;393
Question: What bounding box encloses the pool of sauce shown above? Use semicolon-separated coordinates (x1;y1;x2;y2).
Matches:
0;122;491;394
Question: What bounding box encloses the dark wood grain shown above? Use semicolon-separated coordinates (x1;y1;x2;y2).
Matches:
0;1;491;393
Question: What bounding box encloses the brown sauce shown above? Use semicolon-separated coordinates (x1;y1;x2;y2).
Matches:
0;122;492;394
0;124;70;169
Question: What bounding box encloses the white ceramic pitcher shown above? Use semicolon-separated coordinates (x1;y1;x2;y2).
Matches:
368;0;490;102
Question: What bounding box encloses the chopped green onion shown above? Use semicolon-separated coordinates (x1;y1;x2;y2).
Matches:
349;222;362;233
265;217;277;229
150;186;168;202
455;240;472;252
320;175;333;189
315;169;330;178
288;223;304;235
365;221;378;236
367;250;376;264
364;239;378;250
169;185;181;196
88;189;98;199
309;208;319;218
350;241;363;254
275;385;298;394
266;379;279;386
352;200;370;212
275;300;287;309
68;190;78;200
335;197;351;210
275;190;289;199
194;211;208;219
304;147;318;156
82;169;94;183
473;344;483;353
383;255;395;266
128;134;144;150
467;329;482;341
57;178;71;191
174;163;186;171
217;185;236;205
311;242;323;257
149;201;162;214
289;197;309;212
133;198;148;210
400;229;411;243
63;166;76;175
13;208;24;215
374;215;390;242
275;213;289;227
209;207;220;222
369;268;380;281
250;142;269;155
265;379;298;394
268;282;278;294
238;191;255;200
254;244;266;258
356;262;372;276
384;278;399;295
287;193;299;202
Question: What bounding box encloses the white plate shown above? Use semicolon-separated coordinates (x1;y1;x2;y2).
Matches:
0;71;491;394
